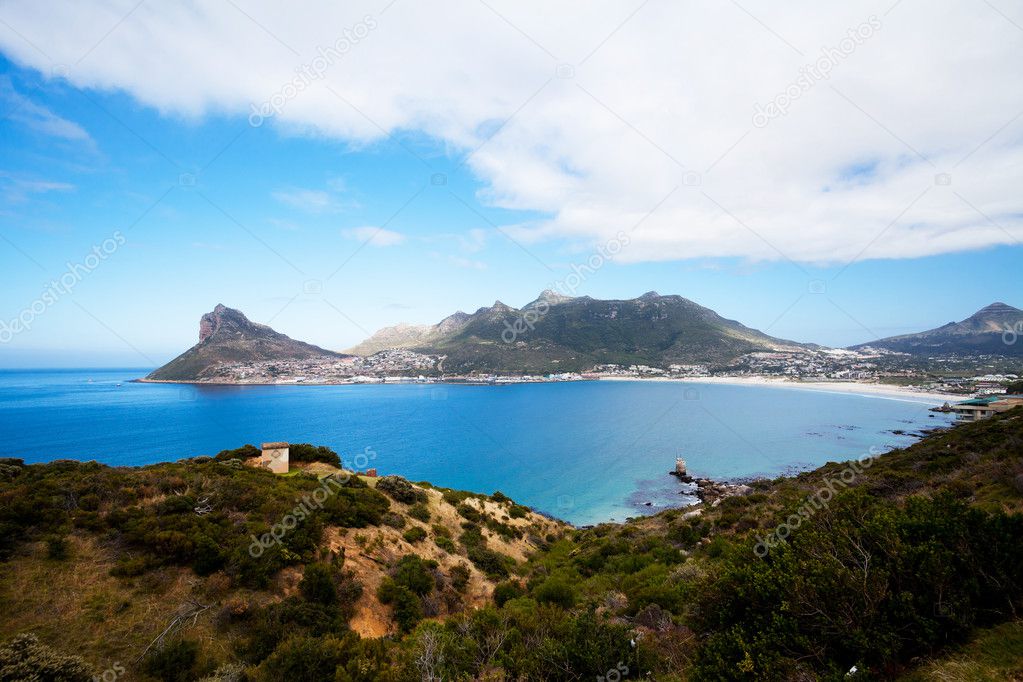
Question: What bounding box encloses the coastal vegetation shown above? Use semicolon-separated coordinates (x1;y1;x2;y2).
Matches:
0;409;1022;679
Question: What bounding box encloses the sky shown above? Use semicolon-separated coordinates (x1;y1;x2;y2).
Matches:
0;0;1021;368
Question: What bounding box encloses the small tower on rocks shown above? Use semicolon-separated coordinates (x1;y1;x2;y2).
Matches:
260;442;290;474
675;458;687;477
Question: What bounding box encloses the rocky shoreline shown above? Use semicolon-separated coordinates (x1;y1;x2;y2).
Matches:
669;458;757;506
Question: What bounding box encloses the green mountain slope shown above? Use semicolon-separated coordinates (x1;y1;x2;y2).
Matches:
352;290;811;372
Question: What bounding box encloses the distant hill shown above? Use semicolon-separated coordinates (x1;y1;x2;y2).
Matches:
350;290;811;373
146;304;345;381
346;311;471;356
850;302;1023;357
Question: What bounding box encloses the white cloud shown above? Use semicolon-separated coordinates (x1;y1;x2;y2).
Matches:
1;1;1021;263
272;188;335;212
0;76;93;145
342;226;405;246
459;228;487;254
0;171;74;204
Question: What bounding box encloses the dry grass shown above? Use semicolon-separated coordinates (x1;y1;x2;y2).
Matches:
330;477;565;637
0;467;567;671
0;535;259;674
900;620;1023;681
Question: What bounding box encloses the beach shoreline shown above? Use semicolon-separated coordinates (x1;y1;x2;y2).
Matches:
137;374;964;405
598;375;961;404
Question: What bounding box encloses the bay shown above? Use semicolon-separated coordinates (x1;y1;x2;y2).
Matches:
0;369;954;525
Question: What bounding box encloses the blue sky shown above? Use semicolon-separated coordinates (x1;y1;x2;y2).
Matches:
1;1;1022;367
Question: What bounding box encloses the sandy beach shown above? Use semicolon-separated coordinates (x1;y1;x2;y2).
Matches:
599;375;963;405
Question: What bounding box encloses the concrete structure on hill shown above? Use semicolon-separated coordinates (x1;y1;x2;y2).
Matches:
952;396;1023;422
259;442;289;474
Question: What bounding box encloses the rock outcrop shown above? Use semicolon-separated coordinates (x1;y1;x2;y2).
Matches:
147;304;346;381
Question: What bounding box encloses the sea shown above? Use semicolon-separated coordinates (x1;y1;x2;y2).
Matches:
0;369;955;526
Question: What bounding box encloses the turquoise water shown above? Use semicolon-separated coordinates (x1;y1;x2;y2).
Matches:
0;370;954;525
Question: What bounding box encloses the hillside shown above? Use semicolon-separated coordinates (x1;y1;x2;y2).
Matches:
147;305;346;381
351;290;811;373
851;302;1023;357
0;446;563;679
1;412;1022;680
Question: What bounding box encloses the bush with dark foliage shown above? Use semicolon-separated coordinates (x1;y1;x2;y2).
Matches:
375;475;426;504
0;633;92;681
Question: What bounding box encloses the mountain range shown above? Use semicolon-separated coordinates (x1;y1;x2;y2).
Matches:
146;296;1022;380
347;290;811;373
851;302;1023;357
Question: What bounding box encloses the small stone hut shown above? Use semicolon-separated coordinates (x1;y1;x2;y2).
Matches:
259;442;289;474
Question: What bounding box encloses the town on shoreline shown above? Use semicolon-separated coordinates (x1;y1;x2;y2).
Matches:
136;345;1018;405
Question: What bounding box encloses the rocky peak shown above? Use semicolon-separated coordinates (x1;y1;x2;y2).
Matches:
198;304;269;343
638;291;661;300
970;302;1020;318
526;289;574;308
436;311;471;334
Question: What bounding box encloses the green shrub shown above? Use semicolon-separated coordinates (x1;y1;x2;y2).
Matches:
441;489;474;505
434;536;456;553
408;503;431;522
258;633;353;680
376;476;425;504
0;633;92;681
384;586;422;633
381;512;406;529
77;493;101;511
299;563;337;606
288;444;341;467
448;563;471;592
196;663;247;682
455;502;483;523
214;444;260;461
143;639;199;682
45;535;69;561
402;526;427;544
533;578;576;608
460;527;510;579
336;571;364;619
319;477;390;528
192;534;225;575
493;580;525;606
392;555;435;595
692;491;1023;679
